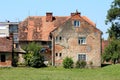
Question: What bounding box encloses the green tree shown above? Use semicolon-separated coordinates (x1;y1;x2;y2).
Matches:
106;0;120;39
23;42;45;67
102;40;120;64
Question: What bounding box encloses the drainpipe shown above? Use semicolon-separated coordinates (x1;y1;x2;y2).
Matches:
10;33;14;66
51;35;55;66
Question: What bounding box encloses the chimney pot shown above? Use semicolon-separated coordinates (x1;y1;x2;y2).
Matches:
71;10;81;17
46;12;53;22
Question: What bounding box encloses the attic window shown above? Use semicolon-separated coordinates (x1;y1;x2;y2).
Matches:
74;20;80;27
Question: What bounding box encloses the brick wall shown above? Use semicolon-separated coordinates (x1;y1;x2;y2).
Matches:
53;18;102;67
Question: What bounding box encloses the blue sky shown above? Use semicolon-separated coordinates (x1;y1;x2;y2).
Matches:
0;0;113;39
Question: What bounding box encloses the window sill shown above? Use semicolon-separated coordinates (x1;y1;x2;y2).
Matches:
79;44;87;46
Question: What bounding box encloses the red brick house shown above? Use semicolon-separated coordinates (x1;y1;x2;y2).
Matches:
19;11;102;67
51;11;102;67
0;37;12;67
19;13;69;63
102;40;109;53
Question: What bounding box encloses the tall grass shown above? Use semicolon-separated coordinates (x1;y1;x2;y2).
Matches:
0;64;120;80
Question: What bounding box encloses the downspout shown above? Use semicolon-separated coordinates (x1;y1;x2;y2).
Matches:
100;32;103;67
51;33;55;66
11;33;14;66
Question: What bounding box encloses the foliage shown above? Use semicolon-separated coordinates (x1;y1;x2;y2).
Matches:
102;40;120;64
106;0;120;39
62;57;74;68
76;60;86;68
23;42;45;68
30;55;45;68
24;52;34;66
12;56;18;67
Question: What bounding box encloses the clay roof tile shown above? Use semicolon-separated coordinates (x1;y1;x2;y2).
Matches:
0;37;12;52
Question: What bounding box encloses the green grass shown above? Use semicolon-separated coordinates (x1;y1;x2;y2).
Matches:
0;64;120;80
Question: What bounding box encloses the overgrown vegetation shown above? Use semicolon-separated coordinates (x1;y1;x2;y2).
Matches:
62;57;74;68
23;42;45;68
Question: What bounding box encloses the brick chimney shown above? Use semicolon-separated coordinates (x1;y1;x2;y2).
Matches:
46;12;53;22
71;10;81;17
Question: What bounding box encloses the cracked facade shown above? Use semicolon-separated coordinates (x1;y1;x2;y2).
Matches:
19;11;102;67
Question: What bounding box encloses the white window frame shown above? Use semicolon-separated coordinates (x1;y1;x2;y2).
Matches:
0;33;6;37
78;53;87;61
74;20;80;27
78;37;86;45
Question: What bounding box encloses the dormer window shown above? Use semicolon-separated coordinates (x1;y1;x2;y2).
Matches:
74;20;80;27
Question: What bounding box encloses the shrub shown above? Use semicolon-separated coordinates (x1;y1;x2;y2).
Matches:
24;52;34;66
30;55;45;68
76;60;86;68
63;57;74;68
12;56;18;67
23;42;46;68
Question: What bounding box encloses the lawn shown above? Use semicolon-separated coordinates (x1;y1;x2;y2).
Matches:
0;64;120;80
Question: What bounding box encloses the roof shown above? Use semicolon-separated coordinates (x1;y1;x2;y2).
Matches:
19;16;69;41
19;12;100;41
82;16;96;27
0;37;12;52
0;22;19;25
14;45;26;53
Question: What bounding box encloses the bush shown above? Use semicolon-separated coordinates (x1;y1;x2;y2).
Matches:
24;52;34;66
76;60;86;68
63;57;73;68
12;56;18;67
23;42;46;68
30;55;45;68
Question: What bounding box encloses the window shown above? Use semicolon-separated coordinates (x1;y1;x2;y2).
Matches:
13;33;19;43
78;37;86;45
74;20;80;27
42;41;47;45
78;54;86;61
56;36;58;41
0;27;6;29
1;54;6;62
9;25;18;33
59;53;62;57
0;33;6;37
15;43;19;48
59;36;62;41
56;53;58;57
56;36;62;42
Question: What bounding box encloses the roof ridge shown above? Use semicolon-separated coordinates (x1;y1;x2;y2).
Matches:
82;16;96;27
